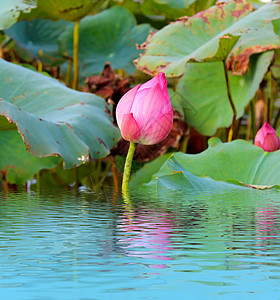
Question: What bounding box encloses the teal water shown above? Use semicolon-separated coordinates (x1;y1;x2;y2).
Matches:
1;187;280;299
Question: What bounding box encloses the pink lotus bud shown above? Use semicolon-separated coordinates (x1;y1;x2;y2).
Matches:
116;72;173;145
254;122;280;152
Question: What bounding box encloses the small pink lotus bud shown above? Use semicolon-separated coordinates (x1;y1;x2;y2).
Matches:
116;72;173;145
254;122;280;152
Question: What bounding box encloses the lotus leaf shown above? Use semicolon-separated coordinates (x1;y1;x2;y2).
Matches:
0;129;60;184
35;0;107;21
59;6;151;77
135;1;280;77
5;18;70;66
130;138;280;192
0;0;36;30
0;59;120;173
141;0;215;19
173;52;273;136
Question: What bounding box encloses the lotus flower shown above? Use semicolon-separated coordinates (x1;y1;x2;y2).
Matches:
254;122;280;152
116;72;173;145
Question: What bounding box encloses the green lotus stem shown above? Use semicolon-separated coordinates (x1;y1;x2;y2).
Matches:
250;100;256;140
233;118;242;140
65;59;73;86
37;61;43;73
123;190;133;213
223;60;236;142
36;171;40;191
273;108;280;129
37;49;43;73
94;159;102;183
111;156;119;192
122;141;136;193
72;20;79;90
267;96;271;125
4;180;8;193
74;167;78;189
180;135;189;153
267;70;272;124
95;160;112;192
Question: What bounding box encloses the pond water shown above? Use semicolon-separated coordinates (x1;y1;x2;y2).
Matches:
1;187;280;299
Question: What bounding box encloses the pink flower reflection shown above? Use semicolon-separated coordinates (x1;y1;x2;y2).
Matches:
118;210;174;267
255;207;279;249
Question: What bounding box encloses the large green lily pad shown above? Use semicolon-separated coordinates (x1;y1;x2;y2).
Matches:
271;20;280;78
135;1;280;77
118;0;216;22
59;6;151;76
271;50;280;79
0;0;36;30
172;51;273;136
0;59;120;170
5;18;70;66
0;130;60;184
0;0;108;30
140;0;215;19
130;137;280;192
154;157;247;193
129;153;171;187
35;0;107;21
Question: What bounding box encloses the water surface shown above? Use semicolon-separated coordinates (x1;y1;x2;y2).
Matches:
1;187;280;299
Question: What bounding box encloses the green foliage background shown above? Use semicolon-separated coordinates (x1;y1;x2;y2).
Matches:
0;0;280;192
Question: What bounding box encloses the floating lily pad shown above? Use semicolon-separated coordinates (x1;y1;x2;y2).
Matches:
0;59;120;173
130;138;280;192
135;1;280;77
172;52;273;136
5;18;70;66
59;6;151;77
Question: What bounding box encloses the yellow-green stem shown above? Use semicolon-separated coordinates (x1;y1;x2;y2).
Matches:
74;167;78;189
111;156;119;192
267;71;272;124
94;159;102;183
95;160;112;192
65;59;73;86
37;49;43;73
37;61;43;73
122;142;136;194
4;180;8;193
180;135;189;153
250;100;256;140
36;171;40;192
223;60;236;142
72;20;79;90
